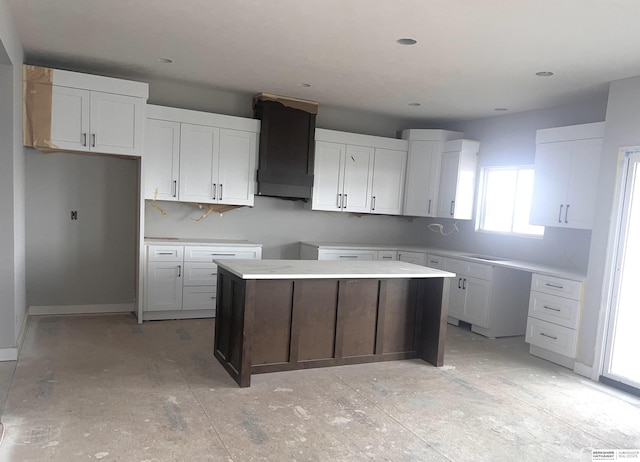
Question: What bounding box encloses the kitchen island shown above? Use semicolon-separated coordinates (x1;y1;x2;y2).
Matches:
213;259;455;387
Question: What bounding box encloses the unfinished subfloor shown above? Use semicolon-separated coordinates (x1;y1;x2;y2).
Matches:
0;315;638;461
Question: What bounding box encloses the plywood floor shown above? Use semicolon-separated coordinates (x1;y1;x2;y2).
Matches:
0;315;638;461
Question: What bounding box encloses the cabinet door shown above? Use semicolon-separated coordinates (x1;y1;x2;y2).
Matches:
438;151;459;218
218;128;257;206
183;286;217;311
403;140;441;217
371;148;407;215
377;250;398;261
312;141;346;211
565;138;602;229
90;91;144;156
463;276;491;328
146;262;182;311
50;86;90;151
179;123;219;203
144;119;180;200
530;141;572;226
448;279;465;320
342;145;374;213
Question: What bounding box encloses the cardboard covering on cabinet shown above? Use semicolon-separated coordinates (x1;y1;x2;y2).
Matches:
252;92;318;115
22;65;58;151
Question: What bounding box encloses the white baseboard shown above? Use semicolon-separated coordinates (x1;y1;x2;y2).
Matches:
28;303;135;316
574;361;597;380
0;348;18;361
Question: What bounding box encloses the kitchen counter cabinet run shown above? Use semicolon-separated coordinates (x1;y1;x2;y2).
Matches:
213;262;452;387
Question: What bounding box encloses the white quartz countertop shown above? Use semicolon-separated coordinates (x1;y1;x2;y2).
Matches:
145;238;261;247
299;241;586;280
214;259;456;280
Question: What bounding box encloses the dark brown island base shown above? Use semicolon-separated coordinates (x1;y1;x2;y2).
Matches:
213;259;455;387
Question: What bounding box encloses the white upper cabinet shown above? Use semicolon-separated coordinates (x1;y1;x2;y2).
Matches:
144;119;180;201
312;129;408;215
144;105;260;206
371;148;407;215
437;139;480;220
401;129;462;217
49;68;147;156
530;122;604;229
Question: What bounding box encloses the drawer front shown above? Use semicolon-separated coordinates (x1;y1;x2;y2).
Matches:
525;317;577;358
317;249;377;260
531;273;582;300
185;246;262;262
183;262;218;286
443;257;466;275
147;245;184;262
465;261;492;281
528;291;580;329
377;250;398;261
426;254;443;269
398;251;427;266
183;286;217;311
442;257;492;280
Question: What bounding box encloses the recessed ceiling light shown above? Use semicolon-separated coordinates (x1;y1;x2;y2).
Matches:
397;38;417;45
156;58;173;64
535;71;554;77
408;102;421;107
297;83;311;87
494;107;509;111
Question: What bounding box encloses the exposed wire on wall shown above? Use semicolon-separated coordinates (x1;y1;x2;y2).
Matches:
428;222;459;236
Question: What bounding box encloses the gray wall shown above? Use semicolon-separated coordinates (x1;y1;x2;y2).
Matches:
25;151;138;306
0;0;25;353
579;76;640;368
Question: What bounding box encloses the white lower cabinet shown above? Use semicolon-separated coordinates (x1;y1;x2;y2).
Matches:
442;256;531;338
525;273;583;368
144;242;262;320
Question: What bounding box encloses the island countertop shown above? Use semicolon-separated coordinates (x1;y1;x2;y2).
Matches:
213;259;456;280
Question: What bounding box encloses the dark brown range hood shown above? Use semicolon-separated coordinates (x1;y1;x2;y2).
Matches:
253;93;317;200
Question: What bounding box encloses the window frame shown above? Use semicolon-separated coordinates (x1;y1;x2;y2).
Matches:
475;164;544;239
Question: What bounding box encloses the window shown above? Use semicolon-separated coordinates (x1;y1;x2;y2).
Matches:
476;166;544;237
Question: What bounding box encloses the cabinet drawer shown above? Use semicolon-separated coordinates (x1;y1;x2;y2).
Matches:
183;286;217;311
528;291;580;329
317;249;377;260
183;262;218;286
531;273;582;300
185;246;261;262
147;245;184;262
426;254;443;269
377;250;398;261
443;257;492;280
525;317;577;358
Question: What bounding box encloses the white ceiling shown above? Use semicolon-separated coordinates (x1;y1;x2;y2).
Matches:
7;0;640;121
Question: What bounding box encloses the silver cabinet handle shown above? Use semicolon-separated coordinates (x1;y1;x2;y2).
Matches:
337;194;342;209
450;201;455;216
372;196;376;211
211;253;235;256
172;180;177;197
82;133;87;147
458;278;462;289
212;183;217;200
177;265;181;277
545;283;563;289
157;252;174;255
540;332;557;340
219;184;223;200
344;194;348;209
462;278;467;290
429;260;438;264
558;204;563;223
428;199;432;214
339;255;358;259
92;133;96;147
543;305;561;312
565;204;570;223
